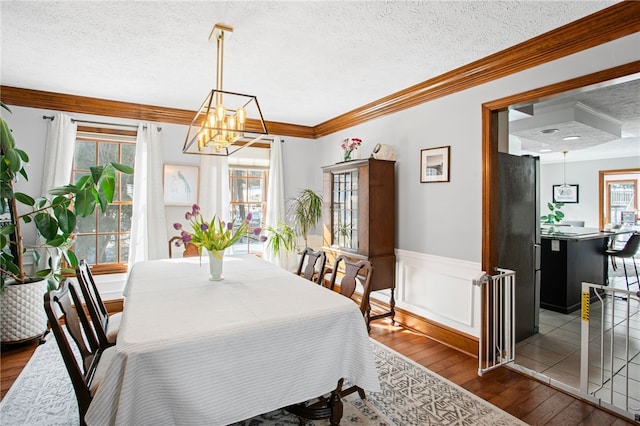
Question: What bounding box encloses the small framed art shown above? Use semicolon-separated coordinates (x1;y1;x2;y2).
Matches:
552;184;579;203
163;164;199;206
420;146;450;183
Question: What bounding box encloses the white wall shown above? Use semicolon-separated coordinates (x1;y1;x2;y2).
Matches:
316;33;640;336
5;33;639;331
540;156;640;228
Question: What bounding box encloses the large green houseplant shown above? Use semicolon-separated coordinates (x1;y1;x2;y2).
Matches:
288;188;323;249
264;189;323;257
1;103;132;342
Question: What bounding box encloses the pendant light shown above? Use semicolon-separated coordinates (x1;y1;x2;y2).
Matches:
183;23;268;156
561;150;570;188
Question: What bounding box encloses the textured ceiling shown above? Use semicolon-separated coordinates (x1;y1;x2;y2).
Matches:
0;0;619;127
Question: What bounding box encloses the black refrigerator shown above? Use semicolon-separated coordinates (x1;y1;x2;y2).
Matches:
498;153;541;342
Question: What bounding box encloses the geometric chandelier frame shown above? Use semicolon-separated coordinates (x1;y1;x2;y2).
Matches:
183;23;268;156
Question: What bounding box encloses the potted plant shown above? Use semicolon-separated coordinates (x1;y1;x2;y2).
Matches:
540;202;565;225
261;189;322;272
172;204;262;280
1;103;133;343
288;188;323;250
264;221;297;257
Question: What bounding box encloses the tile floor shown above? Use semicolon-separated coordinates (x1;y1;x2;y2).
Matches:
514;271;640;414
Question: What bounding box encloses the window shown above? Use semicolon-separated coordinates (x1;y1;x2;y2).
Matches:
600;169;639;227
71;128;136;274
229;167;267;254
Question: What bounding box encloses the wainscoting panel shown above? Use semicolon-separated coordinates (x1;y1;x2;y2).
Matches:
374;249;484;338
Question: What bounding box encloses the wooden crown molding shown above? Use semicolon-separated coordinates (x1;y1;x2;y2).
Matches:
1;2;638;140
0;86;316;140
314;1;640;137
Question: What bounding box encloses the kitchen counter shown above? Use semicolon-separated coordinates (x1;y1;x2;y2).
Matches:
540;226;627;242
539;227;614;314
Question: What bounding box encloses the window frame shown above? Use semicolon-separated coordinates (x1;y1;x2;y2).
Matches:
70;126;136;275
228;166;268;255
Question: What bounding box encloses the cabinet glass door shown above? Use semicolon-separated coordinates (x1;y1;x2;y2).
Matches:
332;171;358;250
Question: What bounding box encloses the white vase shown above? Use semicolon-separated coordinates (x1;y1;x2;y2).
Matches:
207;250;224;281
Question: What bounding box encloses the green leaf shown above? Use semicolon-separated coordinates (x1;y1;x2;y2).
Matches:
34;212;59;240
99;174;116;205
46;235;66;247
0;224;15;235
0;118;16;151
3;148;22;173
35;268;52;277
14;192;35;207
34;197;48;209
15;148;28;163
74;188;98;217
74;174;92;189
4;259;19;275
112;162;134;174
56;208;76;235
90;165;104;185
49;184;78;196
63;249;78;269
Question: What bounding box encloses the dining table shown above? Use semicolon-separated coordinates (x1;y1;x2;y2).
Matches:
84;254;380;425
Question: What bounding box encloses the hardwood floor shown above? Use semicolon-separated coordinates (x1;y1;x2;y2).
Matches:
1;320;635;425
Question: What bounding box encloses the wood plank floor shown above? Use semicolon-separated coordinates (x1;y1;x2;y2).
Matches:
1;320;635;425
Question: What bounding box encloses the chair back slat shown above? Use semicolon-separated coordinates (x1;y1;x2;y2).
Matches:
76;260;113;349
328;255;374;320
296;247;327;285
44;279;101;425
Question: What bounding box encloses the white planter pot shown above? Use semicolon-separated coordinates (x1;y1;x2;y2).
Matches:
0;279;48;344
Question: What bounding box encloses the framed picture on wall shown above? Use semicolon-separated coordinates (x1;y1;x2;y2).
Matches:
552;184;579;203
420;146;450;183
163;164;199;206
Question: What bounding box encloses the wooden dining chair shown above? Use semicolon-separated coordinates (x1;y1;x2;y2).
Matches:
296;247;327;285
168;236;199;257
75;259;120;348
328;255;375;327
44;279;116;426
287;255;373;424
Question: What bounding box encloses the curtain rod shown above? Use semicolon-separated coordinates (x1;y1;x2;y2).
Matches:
42;115;161;131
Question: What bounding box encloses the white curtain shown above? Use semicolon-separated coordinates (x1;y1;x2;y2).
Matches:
128;123;168;266
41;113;77;192
38;114;77;269
263;136;287;267
198;155;230;222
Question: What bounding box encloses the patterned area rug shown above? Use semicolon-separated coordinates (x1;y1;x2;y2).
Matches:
0;335;524;425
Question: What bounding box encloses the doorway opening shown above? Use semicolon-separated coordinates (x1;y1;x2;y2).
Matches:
482;63;640;415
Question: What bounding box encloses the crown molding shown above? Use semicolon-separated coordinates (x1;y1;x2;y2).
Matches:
314;1;640;137
1;2;638;140
0;86;316;139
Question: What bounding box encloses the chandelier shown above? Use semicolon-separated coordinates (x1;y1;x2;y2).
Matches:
183;23;268;156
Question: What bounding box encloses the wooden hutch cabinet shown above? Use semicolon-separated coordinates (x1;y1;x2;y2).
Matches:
321;158;396;325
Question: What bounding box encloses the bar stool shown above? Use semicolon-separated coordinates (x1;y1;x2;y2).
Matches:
606;232;640;290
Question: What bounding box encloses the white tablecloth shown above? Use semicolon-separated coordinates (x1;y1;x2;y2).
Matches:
85;255;379;425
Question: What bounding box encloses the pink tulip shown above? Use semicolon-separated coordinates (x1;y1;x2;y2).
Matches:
246;212;252;221
253;227;261;235
185;212;192;220
173;223;182;230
